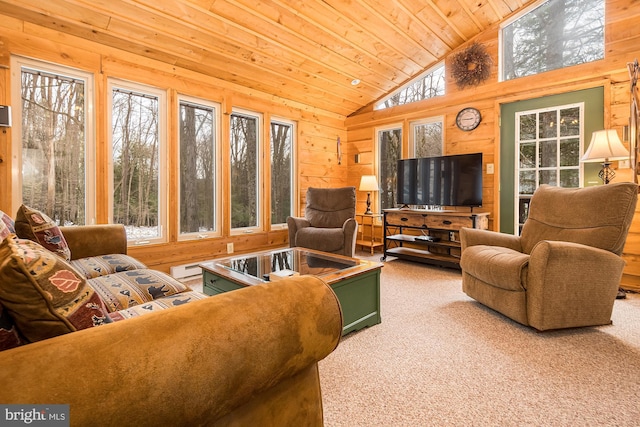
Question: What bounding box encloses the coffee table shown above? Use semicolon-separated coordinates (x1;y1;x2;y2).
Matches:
199;248;382;335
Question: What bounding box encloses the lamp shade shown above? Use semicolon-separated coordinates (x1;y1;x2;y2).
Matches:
581;130;629;162
359;175;379;192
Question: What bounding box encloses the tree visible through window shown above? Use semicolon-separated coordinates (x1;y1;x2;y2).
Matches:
20;67;88;225
378;127;402;211
502;0;604;81
230;112;260;229
111;87;161;240
270;120;293;225
179;100;216;236
376;64;445;110
411;119;443;158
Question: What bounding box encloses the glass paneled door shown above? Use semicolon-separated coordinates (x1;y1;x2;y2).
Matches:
515;103;583;233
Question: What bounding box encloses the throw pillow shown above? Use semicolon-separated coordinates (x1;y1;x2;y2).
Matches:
15;204;72;261
0;235;111;343
0;210;15;242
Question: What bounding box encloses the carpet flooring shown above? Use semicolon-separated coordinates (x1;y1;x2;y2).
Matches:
319;252;640;427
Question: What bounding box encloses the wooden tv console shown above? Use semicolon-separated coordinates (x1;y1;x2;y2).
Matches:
382;208;489;269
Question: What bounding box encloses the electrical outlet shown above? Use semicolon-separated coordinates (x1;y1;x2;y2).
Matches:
487;163;495;174
227;242;234;254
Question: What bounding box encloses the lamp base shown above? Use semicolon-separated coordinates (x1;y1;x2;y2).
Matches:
364;192;372;215
599;161;615;184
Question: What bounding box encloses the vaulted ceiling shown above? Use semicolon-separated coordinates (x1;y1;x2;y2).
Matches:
0;0;534;116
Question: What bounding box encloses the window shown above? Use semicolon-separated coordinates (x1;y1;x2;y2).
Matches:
12;57;95;225
270;119;294;226
377;126;402;211
178;97;220;239
109;81;166;243
230;110;262;231
515;103;583;232
375;63;445;110
410;118;444;158
501;0;605;81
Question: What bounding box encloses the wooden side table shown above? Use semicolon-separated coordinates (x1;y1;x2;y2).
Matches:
356;213;384;254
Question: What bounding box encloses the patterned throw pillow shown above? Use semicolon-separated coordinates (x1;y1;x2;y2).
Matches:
0;235;111;343
0;210;15;242
14;204;72;261
70;254;147;279
109;291;207;321
88;269;191;312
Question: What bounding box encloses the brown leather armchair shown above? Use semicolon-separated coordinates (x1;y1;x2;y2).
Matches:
287;187;358;257
460;183;638;331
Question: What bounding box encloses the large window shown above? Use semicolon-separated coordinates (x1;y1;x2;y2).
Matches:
13;58;94;225
377;126;402;212
501;0;604;81
270;119;294;226
230;110;262;231
375;63;445;110
515;103;583;232
410;118;443;158
178;97;220;239
109;81;166;243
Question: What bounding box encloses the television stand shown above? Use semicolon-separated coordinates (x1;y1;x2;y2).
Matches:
381;208;489;268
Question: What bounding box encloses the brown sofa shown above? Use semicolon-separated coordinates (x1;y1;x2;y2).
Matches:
0;220;343;425
460;183;638;331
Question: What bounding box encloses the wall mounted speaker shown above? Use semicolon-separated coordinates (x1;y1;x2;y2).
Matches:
0;106;11;127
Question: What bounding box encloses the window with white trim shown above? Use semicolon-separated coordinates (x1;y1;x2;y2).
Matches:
410;117;444;158
109;80;167;243
12;57;95;225
501;0;604;81
178;96;221;239
375;63;445;110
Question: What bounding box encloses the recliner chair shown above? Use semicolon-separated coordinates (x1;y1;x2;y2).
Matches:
460;183;638;331
287;187;358;257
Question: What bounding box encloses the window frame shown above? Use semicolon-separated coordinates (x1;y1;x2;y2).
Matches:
229;108;264;235
409;116;444;158
498;0;605;82
10;55;96;224
375;62;445;110
177;94;222;241
269;116;296;229
375;124;403;213
107;78;168;245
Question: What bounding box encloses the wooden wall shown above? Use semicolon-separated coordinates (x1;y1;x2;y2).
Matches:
0;14;347;273
346;0;640;290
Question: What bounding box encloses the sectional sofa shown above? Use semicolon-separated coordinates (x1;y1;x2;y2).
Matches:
0;206;343;425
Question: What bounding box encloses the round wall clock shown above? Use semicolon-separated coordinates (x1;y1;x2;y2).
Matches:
456;107;482;131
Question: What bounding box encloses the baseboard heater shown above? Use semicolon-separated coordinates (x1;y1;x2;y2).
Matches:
170;262;203;280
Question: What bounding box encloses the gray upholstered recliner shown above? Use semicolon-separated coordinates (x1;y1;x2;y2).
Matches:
460;183;638;331
287;187;358;257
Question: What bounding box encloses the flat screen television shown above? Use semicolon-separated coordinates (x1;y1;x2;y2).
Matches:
396;153;483;208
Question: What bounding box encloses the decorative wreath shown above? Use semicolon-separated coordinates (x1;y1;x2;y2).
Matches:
451;43;492;89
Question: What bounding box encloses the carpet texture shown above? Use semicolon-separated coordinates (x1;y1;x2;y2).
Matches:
319;254;640;426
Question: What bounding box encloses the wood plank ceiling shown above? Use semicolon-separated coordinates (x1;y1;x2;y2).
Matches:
0;0;533;116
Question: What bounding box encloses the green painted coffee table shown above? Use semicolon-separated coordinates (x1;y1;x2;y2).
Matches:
199;248;382;336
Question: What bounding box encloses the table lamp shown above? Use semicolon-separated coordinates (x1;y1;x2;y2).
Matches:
581;129;629;184
359;175;379;215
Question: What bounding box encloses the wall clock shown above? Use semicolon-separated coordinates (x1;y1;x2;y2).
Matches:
456;107;482;131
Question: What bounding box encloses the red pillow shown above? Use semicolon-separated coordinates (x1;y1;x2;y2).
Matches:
14;204;71;261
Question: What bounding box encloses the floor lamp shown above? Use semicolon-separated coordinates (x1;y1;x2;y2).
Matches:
359;175;379;215
581;129;630;299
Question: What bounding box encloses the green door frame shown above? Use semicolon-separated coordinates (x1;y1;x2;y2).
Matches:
499;87;605;234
